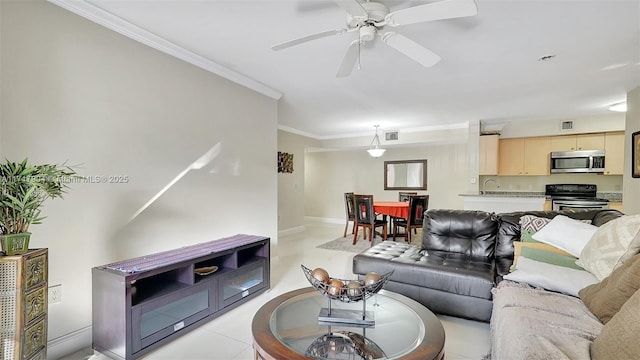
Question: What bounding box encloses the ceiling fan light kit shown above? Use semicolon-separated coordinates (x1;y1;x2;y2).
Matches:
272;0;478;77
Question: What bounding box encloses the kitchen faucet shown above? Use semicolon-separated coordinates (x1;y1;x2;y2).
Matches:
482;178;500;194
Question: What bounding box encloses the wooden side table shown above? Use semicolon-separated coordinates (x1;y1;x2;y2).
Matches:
0;248;48;360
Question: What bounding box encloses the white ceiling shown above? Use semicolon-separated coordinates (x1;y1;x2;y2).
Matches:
55;0;640;139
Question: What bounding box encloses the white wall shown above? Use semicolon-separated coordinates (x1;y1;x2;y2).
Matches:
1;0;277;345
624;87;640;215
277;130;317;233
304;142;469;222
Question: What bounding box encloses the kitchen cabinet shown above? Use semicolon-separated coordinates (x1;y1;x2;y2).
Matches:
544;200;552;211
550;133;604;152
609;201;623;212
604;132;624;175
479;134;499;175
498;137;550;176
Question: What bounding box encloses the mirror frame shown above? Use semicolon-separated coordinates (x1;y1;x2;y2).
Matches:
384;159;428;190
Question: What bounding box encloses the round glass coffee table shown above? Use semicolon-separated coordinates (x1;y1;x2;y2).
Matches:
252;287;445;360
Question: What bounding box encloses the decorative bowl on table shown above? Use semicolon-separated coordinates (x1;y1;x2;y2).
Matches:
301;265;393;303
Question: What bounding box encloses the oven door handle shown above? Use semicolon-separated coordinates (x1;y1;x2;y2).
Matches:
588;155;593;170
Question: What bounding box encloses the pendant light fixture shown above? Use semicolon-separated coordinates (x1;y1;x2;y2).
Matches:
367;125;386;157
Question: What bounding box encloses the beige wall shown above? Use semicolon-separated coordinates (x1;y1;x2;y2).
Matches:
304;142;469;222
277;130;317;232
1;0;277;347
624;87;640;215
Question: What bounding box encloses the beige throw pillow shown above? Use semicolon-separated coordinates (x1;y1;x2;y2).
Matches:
579;254;640;324
577;215;640;280
591;288;640;359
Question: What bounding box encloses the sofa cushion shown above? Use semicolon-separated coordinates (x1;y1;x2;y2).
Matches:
512;243;580;270
491;280;602;360
504;256;598;297
494;210;624;269
591;287;640;359
532;215;598;257
353;241;495;300
579;254;640;324
422;209;498;260
519;215;552;242
520;214;592;243
494;210;621;276
577;215;640;280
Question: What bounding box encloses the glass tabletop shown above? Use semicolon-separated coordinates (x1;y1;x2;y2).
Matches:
268;290;427;359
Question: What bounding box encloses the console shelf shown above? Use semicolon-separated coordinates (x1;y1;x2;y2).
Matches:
92;234;270;360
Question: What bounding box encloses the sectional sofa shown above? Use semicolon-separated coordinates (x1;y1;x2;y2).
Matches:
353;208;640;359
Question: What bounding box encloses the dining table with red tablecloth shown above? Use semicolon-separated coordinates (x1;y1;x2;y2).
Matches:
374;201;410;220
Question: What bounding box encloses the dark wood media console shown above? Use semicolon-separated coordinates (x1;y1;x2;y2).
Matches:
92;234;270;360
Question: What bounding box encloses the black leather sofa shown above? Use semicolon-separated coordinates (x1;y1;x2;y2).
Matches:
352;208;623;322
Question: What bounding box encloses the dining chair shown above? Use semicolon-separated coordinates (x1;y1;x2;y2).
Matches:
398;192;418;202
353;194;387;245
343;192;356;237
393;195;429;243
397;192;418;233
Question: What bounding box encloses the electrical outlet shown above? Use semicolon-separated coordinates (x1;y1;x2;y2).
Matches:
49;284;62;304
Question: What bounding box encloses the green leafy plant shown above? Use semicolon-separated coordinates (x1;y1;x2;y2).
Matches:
0;158;76;234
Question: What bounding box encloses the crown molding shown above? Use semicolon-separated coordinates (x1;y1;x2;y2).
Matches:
48;0;282;100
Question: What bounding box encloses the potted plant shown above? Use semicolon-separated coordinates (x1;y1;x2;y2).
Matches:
0;158;76;255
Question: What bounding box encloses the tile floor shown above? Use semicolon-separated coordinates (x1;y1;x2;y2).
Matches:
60;222;490;360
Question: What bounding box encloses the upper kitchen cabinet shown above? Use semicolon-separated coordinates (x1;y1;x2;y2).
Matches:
479;134;499;175
550;133;605;152
498;137;551;176
604;131;624;175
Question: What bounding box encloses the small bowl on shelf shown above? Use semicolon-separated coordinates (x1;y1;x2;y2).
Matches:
301;265;393;303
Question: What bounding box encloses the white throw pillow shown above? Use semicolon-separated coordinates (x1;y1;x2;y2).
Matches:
504;256;598;297
531;215;598;257
576;215;640;280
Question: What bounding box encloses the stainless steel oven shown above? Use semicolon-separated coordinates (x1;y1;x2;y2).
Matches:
552;198;609;211
545;184;609;211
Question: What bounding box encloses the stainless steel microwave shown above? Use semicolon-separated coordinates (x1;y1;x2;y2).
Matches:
550;150;605;173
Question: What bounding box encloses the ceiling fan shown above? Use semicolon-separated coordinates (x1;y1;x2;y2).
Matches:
272;0;478;77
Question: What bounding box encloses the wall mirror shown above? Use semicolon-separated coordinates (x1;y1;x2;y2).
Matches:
384;160;428;190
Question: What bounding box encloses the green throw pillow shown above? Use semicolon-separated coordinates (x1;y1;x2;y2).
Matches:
520;229;541;243
521;247;583;270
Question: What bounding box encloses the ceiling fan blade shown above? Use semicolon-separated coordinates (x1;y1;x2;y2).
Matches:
333;0;368;18
381;32;441;67
336;40;361;78
385;0;477;27
272;29;346;51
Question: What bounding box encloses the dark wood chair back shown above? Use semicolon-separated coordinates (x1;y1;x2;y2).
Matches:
399;192;418;202
343;192;357;237
407;195;429;226
344;192;356;220
352;194;387;244
354;194;376;224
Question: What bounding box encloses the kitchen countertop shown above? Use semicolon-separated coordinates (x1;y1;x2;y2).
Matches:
459;191;545;198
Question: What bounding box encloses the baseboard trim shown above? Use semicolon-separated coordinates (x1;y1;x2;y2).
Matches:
47;325;92;360
278;225;305;237
305;216;343;224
